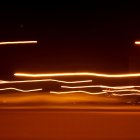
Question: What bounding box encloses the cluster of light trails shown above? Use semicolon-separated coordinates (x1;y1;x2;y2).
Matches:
0;41;37;45
0;88;42;92
14;72;140;78
50;89;140;96
0;79;92;84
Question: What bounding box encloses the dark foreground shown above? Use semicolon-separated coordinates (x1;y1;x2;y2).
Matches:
0;110;140;140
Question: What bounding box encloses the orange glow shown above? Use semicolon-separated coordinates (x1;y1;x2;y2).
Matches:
0;88;42;92
50;90;106;95
0;41;37;45
0;79;92;84
14;72;140;78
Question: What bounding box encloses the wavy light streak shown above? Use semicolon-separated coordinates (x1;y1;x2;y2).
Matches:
0;88;42;92
0;79;92;84
14;72;140;78
61;85;140;89
50;90;106;95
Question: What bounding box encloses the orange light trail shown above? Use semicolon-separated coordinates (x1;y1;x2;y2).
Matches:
50;90;106;95
0;88;42;92
103;89;140;93
0;41;37;45
14;72;140;78
61;85;140;89
112;93;140;96
0;79;92;84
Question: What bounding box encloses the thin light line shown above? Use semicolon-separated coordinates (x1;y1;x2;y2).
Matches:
0;87;42;92
0;79;92;84
50;90;106;95
0;41;37;45
112;93;140;96
14;72;140;78
61;85;140;89
103;89;140;93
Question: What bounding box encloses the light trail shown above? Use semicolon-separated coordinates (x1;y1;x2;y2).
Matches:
112;93;140;96
50;90;107;95
135;41;140;45
0;88;42;92
61;85;140;89
0;41;37;45
0;79;92;84
14;72;140;78
103;89;140;93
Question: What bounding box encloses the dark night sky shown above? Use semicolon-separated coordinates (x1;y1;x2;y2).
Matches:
0;3;140;79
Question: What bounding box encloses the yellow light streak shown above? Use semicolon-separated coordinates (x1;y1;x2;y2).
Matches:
0;79;92;84
61;85;140;89
112;93;140;96
14;72;140;78
0;88;42;92
135;41;140;45
103;89;140;93
0;41;37;45
50;90;106;95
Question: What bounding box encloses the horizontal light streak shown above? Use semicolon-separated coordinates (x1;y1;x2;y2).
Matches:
0;79;92;84
0;41;37;45
61;85;140;89
0;88;42;92
103;89;140;93
135;41;140;45
14;72;140;78
50;90;106;95
112;93;140;96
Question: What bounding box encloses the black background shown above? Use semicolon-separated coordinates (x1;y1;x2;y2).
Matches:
0;3;140;79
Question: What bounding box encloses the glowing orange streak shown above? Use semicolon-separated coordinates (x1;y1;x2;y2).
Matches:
112;93;140;96
14;72;140;78
61;85;140;89
0;88;42;92
50;91;107;95
0;79;92;84
135;41;140;45
103;89;140;93
0;41;37;45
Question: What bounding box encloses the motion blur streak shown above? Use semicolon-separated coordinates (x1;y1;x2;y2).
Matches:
14;72;140;78
61;85;140;89
112;93;140;96
0;88;42;92
0;41;37;45
0;79;92;84
135;41;140;45
103;89;140;93
50;91;106;95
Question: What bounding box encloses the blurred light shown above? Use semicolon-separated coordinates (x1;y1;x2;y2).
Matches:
0;88;42;92
0;79;92;84
135;41;140;45
50;90;106;95
14;72;140;78
0;41;37;45
61;85;140;89
103;89;140;93
112;93;140;96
